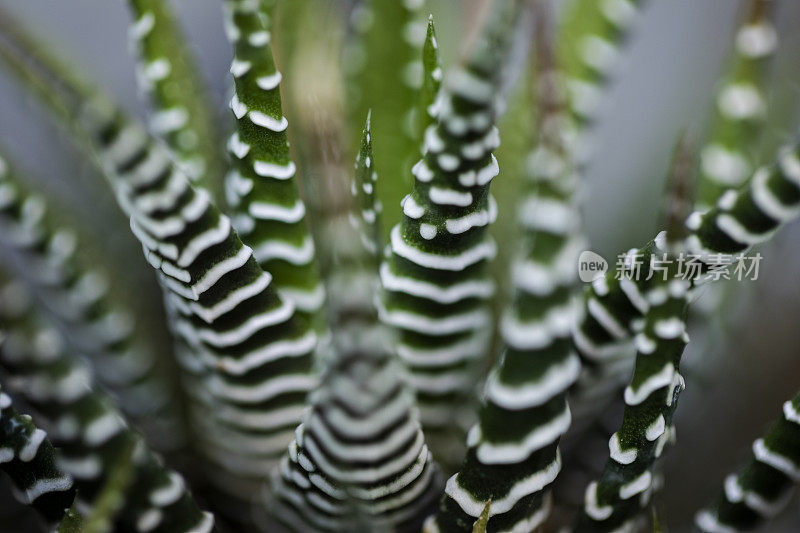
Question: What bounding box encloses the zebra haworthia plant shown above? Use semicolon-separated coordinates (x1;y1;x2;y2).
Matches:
432;1;583;530
269;115;441;532
0;381;75;525
0;155;181;450
126;0;222;194
222;0;325;321
0;273;214;532
695;0;777;212
379;0;513;461
0;0;799;532
696;390;800;532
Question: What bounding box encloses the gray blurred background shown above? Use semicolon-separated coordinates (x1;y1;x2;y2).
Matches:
1;0;800;531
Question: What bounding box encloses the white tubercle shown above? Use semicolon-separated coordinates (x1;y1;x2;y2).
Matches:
229;94;248;119
419;223;437;240
600;0;636;28
584;482;613;520
645;415;666;441
58;455;101;480
429;187;472;207
580;35;619;74
401;195;425;219
0;447;13;464
476;155;499;185
619;470;651;500
778;149;800;187
380;263;494;304
449;68;493;103
501;301;575;351
517;197;576;234
209;372;317;404
783;401;800;425
716;213;767;246
587;297;627;339
230;59;252;77
84;411;125;446
189;513;215;533
717;83;764;120
609;433;637;465
475;405;570;464
719;191;740;212
485;353;579;410
189;244;251;297
378;302;489;337
423;125;445;153
752;438;800;480
654;317;685;339
248;111;289;132
568;77;603;119
634;333;656;354
257;71;283;90
623;363;674;406
129;12;155;40
445;196;496;234
438;154;459;171
178;216;231;267
248;31;271;47
150;108;188;134
412;160;434;182
190;271;271;323
446;452;561;517
150;472;185;507
253;235;316;266
253;160;296;180
752;167;799;222
736;23;777;58
701;144;750;186
137;509;163;532
144;58;171;83
195;298;294;348
18;429;46;462
249;199;306;223
695;509;736;533
227;132;251;159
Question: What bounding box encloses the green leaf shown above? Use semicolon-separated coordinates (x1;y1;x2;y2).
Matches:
695;0;777;210
558;0;647;125
0;276;214;533
351;111;383;262
0;10;318;499
379;0;518;463
0;153;183;450
344;0;428;236
126;0;223;198
433;2;583;529
57;506;85;533
0;385;75;525
417;15;443;147
56;438;137;533
573;139;800;407
472;500;491;533
79;438;136;533
223;0;324;324
696;390;800;531
652;507;662;533
76;96;318;499
270;127;439;531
